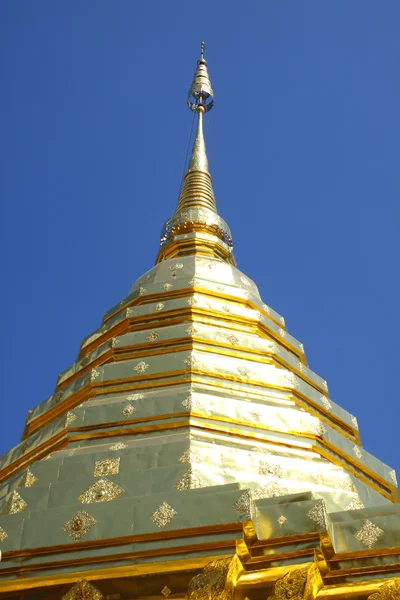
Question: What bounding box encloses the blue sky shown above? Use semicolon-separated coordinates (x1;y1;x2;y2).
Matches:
1;2;399;478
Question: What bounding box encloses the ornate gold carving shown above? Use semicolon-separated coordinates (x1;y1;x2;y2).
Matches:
320;395;332;411
94;457;120;477
182;394;200;410
91;368;101;382
186;325;198;335
249;411;261;423
109;442;128;451
255;482;289;499
122;403;136;418
0;526;8;542
187;297;198;306
1;491;27;514
227;335;239;345
151;501;177;529
146;331;159;342
262;303;270;314
368;580;400;599
66;411;78;426
77;478;124;504
345;497;364;511
278;328;286;338
161;586;171;598
237;366;249;378
189;278;199;287
222;305;231;313
268;566;310;600
277;515;287;527
61;510;97;541
312;420;326;437
139;286;146;296
355;520;384;548
134;361;150;374
282;372;298;388
351;415;359;430
61;579;104;600
389;469;397;486
163;283;173;290
187;556;241;600
179;448;201;463
339;474;358;493
307;500;326;529
126;393;145;401
175;467;207;490
19;469;37;487
110;337;120;348
353;445;363;460
233;490;252;520
156;302;165;311
258;460;282;478
184;355;198;368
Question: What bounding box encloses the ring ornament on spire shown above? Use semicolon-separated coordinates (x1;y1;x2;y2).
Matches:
188;42;214;112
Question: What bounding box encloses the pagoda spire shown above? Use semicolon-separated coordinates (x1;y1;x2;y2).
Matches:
156;43;235;264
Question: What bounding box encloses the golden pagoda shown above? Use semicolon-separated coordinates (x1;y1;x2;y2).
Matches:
0;44;399;600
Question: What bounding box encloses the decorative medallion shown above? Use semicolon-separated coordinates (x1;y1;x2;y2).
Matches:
161;586;171;598
368;580;400;600
184;355;198;368
151;501;177;529
156;302;165;311
236;366;249;378
133;361;150;374
345;497;364;511
250;411;262;423
61;579;104;600
188;278;199;287
90;368;101;382
307;500;326;529
389;469;398;486
163;283;173;290
277;515;287;527
320;395;332;410
182;394;200;411
254;482;289;499
0;526;8;542
297;361;306;373
1;491;27;515
175;467;207;490
258;460;283;478
139;286;146;296
109;442;128;451
110;337;120;348
355;519;384;549
233;490;252;520
222;305;231;313
353;445;363;460
278;328;286;338
77;478;124;504
61;510;97;542
351;415;359;430
145;331;159;342
185;325;198;335
122;403;136;418
187;297;198;306
19;469;38;488
94;457;120;477
66;411;78;426
126;393;145;401
187;558;233;600
226;335;239;345
126;307;134;316
179;448;201;463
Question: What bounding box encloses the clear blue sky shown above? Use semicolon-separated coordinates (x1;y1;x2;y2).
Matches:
1;2;399;477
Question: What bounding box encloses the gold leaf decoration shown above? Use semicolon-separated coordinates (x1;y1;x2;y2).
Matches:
19;469;38;488
307;500;326;529
151;501;177;529
161;586;171;598
109;442;128;451
267;566;309;600
133;361;150;374
1;491;27;515
122;403;136;418
61;579;104;600
368;580;400;600
94;457;120;477
0;526;8;542
355;520;384;549
175;468;207;491
66;411;78;426
61;511;97;541
233;490;253;520
77;478;124;504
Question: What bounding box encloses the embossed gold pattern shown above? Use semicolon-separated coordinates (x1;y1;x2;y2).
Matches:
61;579;104;600
94;457;120;477
267;566;309;600
122;403;136;418
109;442;128;451
233;490;252;520
355;520;384;548
61;510;97;541
77;478;124;504
0;526;8;542
161;586;171;598
175;467;207;490
66;411;78;426
151;502;177;529
1;491;27;514
368;580;400;599
19;469;37;487
307;500;326;529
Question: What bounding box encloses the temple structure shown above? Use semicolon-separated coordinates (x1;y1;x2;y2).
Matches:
1;45;400;600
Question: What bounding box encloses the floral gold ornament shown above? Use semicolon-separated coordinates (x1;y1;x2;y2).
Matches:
236;365;249;378
109;442;128;451
268;566;309;600
250;411;261;423
133;361;150;374
94;457;120;477
345;497;364;511
233;490;252;520
320;395;332;410
163;283;172;290
0;526;8;542
222;305;231;313
226;335;239;345
110;337;120;348
187;297;197;306
66;411;78;426
278;328;286;337
145;331;159;342
77;478;124;504
277;515;287;527
184;355;197;368
185;325;198;335
307;500;326;529
61;579;104;600
139;286;146;295
254;482;289;499
355;519;384;549
122;403;136;418
351;415;359;430
353;445;363;460
90;368;101;382
1;491;28;515
389;469;398;486
161;586;171;598
126;393;145;401
262;303;270;313
179;448;201;463
258;460;282;478
155;302;165;311
61;510;97;541
175;467;207;490
368;580;400;599
151;501;177;529
19;469;37;487
182;395;200;410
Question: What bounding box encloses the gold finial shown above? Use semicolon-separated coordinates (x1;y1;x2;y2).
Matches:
188;42;214;112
